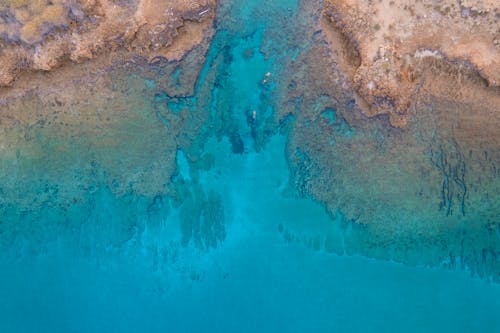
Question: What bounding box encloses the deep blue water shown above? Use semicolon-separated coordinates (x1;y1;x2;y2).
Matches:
1;0;500;332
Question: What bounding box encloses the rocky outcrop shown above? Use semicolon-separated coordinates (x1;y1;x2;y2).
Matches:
322;0;499;127
0;0;215;87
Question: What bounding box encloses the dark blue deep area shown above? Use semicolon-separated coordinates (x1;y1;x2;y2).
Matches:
1;0;500;332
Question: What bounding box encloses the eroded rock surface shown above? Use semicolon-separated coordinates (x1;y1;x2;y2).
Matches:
322;0;499;127
0;0;215;86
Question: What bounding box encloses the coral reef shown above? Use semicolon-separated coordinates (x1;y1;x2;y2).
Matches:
0;0;498;282
270;0;500;280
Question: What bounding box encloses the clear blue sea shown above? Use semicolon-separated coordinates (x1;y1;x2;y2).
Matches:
1;0;499;332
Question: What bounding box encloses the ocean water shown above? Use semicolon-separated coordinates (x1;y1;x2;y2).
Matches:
1;0;499;332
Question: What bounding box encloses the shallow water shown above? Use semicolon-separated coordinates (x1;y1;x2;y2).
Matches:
1;0;499;332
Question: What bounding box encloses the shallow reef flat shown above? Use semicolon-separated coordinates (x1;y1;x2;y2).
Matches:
281;0;500;279
0;0;499;280
0;0;499;331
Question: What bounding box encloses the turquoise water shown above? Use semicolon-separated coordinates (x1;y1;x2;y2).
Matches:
1;0;500;332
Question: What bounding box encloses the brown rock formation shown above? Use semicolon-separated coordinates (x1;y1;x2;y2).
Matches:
322;0;499;127
0;0;215;87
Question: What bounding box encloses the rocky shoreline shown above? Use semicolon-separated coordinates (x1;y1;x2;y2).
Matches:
322;0;499;128
0;0;216;88
1;0;498;131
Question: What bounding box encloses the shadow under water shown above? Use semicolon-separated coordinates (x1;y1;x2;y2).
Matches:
0;0;499;332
